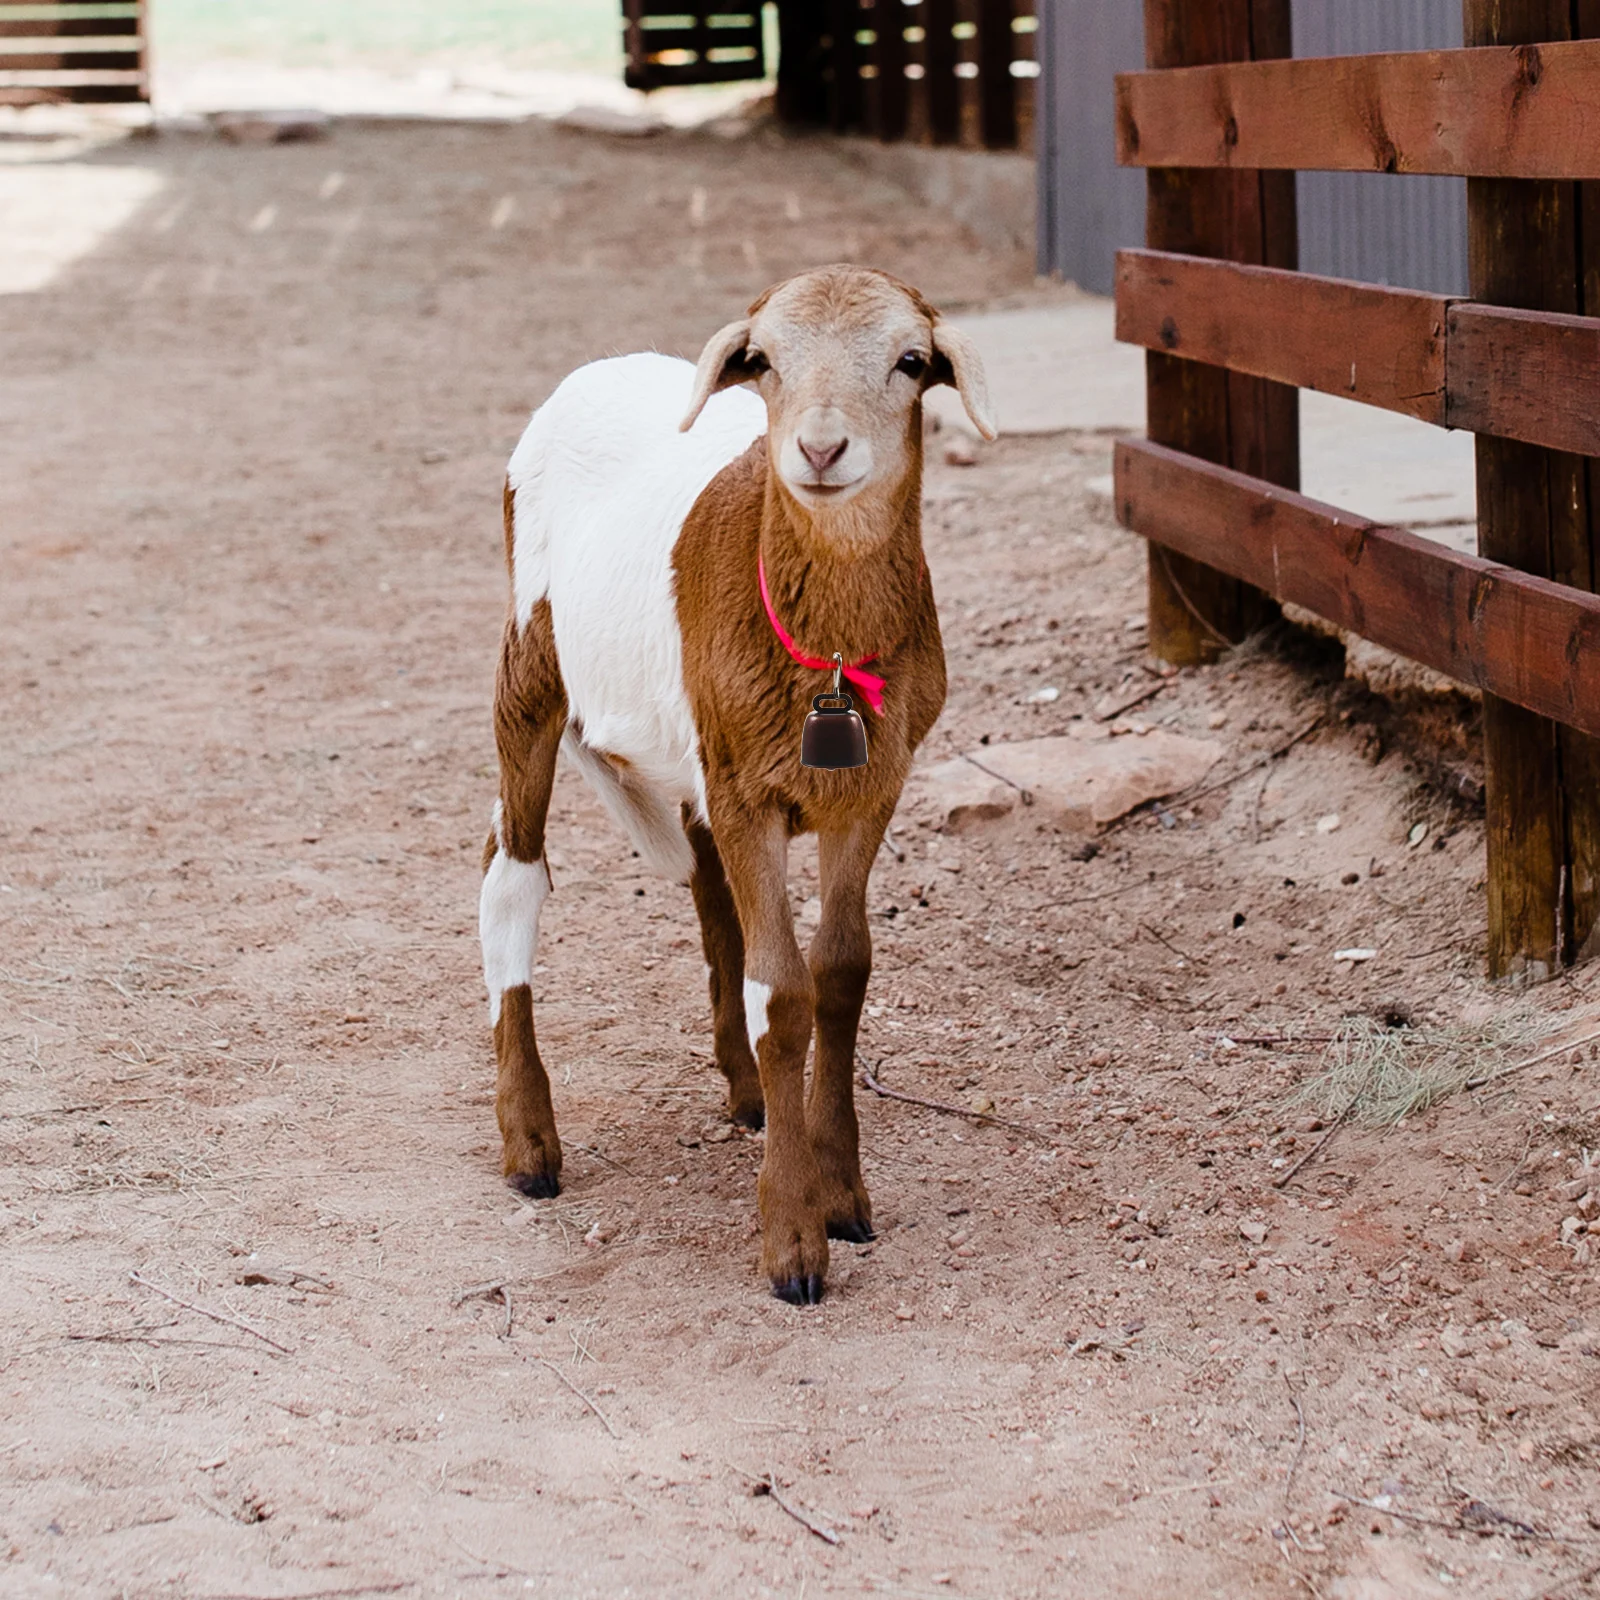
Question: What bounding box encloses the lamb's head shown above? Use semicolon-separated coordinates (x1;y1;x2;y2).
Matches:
680;265;995;520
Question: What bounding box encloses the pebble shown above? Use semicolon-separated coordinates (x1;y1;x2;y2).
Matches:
1239;1219;1270;1246
943;438;978;467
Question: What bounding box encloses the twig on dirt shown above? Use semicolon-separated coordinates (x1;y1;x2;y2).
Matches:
453;1279;513;1339
1464;1026;1600;1092
444;1529;542;1582
1283;1375;1307;1509
859;1063;1052;1145
1142;923;1204;967
534;1356;619;1438
1272;1098;1357;1191
198;1584;415;1600
746;1469;841;1546
1095;679;1167;723
573;1142;633;1174
451;1278;505;1307
1335;1492;1596;1546
1101;713;1325;839
960;752;1033;806
129;1271;292;1356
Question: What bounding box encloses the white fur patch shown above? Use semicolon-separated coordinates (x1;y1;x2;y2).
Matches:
743;978;772;1056
479;803;551;1025
505;354;763;875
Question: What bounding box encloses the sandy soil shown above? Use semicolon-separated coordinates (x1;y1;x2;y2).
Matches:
3;116;1600;1600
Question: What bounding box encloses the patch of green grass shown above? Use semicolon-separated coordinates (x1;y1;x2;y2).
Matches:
150;0;624;74
1288;1012;1544;1126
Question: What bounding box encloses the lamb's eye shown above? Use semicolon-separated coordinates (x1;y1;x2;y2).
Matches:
895;351;927;380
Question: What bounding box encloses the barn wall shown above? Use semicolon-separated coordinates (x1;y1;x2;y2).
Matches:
1036;0;1468;296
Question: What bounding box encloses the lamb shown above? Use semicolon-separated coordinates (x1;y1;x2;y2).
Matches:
480;264;995;1304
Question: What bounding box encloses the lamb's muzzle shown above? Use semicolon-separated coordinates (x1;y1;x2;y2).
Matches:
481;264;990;1303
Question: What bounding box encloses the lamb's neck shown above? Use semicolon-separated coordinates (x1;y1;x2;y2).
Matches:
756;468;926;666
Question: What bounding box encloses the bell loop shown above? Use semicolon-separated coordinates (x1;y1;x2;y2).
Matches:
831;651;844;699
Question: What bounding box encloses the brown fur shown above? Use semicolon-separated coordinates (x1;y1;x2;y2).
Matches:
671;416;945;1301
485;266;959;1303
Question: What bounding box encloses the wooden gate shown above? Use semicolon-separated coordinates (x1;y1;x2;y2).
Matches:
1112;0;1600;981
0;0;147;105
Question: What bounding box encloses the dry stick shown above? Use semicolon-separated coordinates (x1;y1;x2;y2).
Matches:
1335;1493;1595;1547
1283;1375;1307;1509
859;1063;1052;1145
1272;1097;1358;1191
1464;1026;1600;1092
198;1585;415;1600
534;1356;619;1439
753;1472;842;1546
129;1271;292;1356
960;752;1033;806
451;1278;505;1308
1095;678;1168;723
1097;714;1326;842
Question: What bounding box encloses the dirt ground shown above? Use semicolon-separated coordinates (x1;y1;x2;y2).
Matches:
4;115;1600;1600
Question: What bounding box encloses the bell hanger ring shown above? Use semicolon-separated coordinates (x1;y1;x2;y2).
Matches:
801;651;870;770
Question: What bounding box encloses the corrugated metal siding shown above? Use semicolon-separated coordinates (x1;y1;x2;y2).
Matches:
1036;0;1467;296
1034;0;1143;294
1295;0;1467;293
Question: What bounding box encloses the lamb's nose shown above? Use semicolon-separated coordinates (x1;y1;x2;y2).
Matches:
799;437;848;474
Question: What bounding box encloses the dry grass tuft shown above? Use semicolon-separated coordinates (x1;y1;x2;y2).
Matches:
1288;1012;1547;1126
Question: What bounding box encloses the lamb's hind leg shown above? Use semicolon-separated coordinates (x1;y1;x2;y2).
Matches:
481;602;567;1198
684;813;764;1129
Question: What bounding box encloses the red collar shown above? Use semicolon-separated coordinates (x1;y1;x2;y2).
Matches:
757;555;886;716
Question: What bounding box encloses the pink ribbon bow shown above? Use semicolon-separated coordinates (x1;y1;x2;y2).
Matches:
758;555;887;717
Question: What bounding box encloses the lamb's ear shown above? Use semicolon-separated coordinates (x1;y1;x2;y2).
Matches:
928;321;997;441
680;318;759;431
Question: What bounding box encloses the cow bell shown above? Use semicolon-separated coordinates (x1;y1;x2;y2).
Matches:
802;654;869;770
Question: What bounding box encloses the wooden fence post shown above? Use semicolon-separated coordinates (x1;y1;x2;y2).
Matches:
1464;0;1600;978
1141;0;1297;665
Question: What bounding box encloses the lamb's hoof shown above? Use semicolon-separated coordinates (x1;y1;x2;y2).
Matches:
772;1273;826;1307
827;1216;875;1244
731;1100;765;1132
507;1170;560;1200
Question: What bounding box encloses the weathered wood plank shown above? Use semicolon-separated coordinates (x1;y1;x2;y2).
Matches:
1448;303;1600;456
1116;39;1600;179
1116;249;1448;422
0;17;138;36
1115;438;1600;741
1141;0;1295;667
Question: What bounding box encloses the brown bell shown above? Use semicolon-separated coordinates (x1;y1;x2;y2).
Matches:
802;691;869;769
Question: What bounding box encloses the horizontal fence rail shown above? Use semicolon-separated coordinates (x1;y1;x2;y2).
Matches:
1116;39;1600;179
1116;439;1600;741
0;0;145;103
1117;249;1600;458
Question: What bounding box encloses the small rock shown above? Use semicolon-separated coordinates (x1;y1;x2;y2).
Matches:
704;1124;735;1144
1206;711;1228;729
942;437;979;467
894;1305;916;1321
1439;1326;1470;1359
1408;821;1429;848
1334;947;1378;963
1239;1219;1270;1246
1517;1437;1538;1462
1026;685;1060;704
1316;813;1342;834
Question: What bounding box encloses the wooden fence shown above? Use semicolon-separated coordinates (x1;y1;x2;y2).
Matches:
0;0;146;104
1112;0;1600;982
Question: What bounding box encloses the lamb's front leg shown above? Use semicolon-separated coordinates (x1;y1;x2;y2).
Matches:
711;808;829;1304
808;813;890;1243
